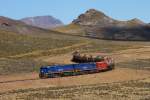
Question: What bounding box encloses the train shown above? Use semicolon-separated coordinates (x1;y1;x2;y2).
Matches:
39;57;115;78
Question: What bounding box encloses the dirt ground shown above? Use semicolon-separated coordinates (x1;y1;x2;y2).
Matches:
38;45;150;64
0;46;150;94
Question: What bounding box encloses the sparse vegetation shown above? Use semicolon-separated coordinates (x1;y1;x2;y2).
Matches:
54;24;85;35
0;29;149;75
0;58;48;75
0;78;149;100
0;30;83;58
117;59;150;70
78;39;144;53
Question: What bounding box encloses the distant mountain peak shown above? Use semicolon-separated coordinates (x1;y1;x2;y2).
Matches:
21;15;63;29
72;9;114;26
85;9;106;16
128;18;145;25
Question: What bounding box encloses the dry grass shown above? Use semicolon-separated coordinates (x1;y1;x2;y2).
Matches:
0;33;149;75
0;58;48;75
117;59;150;70
53;24;85;35
0;77;149;100
0;30;84;58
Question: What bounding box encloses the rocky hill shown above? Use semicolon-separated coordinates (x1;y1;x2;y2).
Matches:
21;16;63;29
72;9;116;26
56;9;150;41
72;9;145;27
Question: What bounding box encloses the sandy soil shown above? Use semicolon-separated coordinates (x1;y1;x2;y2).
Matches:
0;46;150;93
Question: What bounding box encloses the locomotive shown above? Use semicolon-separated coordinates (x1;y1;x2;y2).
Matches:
39;57;114;78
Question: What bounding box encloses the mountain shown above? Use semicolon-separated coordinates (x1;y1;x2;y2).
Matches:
55;9;150;41
72;9;145;27
0;16;60;37
21;16;63;29
72;9;116;26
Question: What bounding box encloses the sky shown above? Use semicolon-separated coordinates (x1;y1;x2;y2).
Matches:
0;0;149;24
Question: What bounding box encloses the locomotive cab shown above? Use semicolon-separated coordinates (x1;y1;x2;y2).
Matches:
39;67;48;78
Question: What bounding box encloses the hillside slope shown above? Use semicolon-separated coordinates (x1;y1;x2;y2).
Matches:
0;30;81;58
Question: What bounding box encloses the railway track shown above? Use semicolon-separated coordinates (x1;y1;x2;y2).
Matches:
0;78;40;84
0;68;149;93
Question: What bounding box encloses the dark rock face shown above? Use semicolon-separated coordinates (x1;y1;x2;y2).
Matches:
72;9;150;41
21;16;63;29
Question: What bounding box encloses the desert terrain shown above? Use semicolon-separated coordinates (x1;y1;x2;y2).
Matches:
0;45;150;100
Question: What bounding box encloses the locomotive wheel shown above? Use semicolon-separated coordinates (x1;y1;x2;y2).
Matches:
53;73;61;78
108;64;115;70
39;73;48;79
39;73;44;79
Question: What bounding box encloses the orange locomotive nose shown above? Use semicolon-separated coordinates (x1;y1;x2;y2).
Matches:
96;61;108;71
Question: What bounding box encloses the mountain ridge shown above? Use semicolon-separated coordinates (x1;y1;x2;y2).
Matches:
0;16;59;37
56;9;150;41
72;9;146;27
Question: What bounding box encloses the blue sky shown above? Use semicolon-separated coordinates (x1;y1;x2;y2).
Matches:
0;0;149;24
